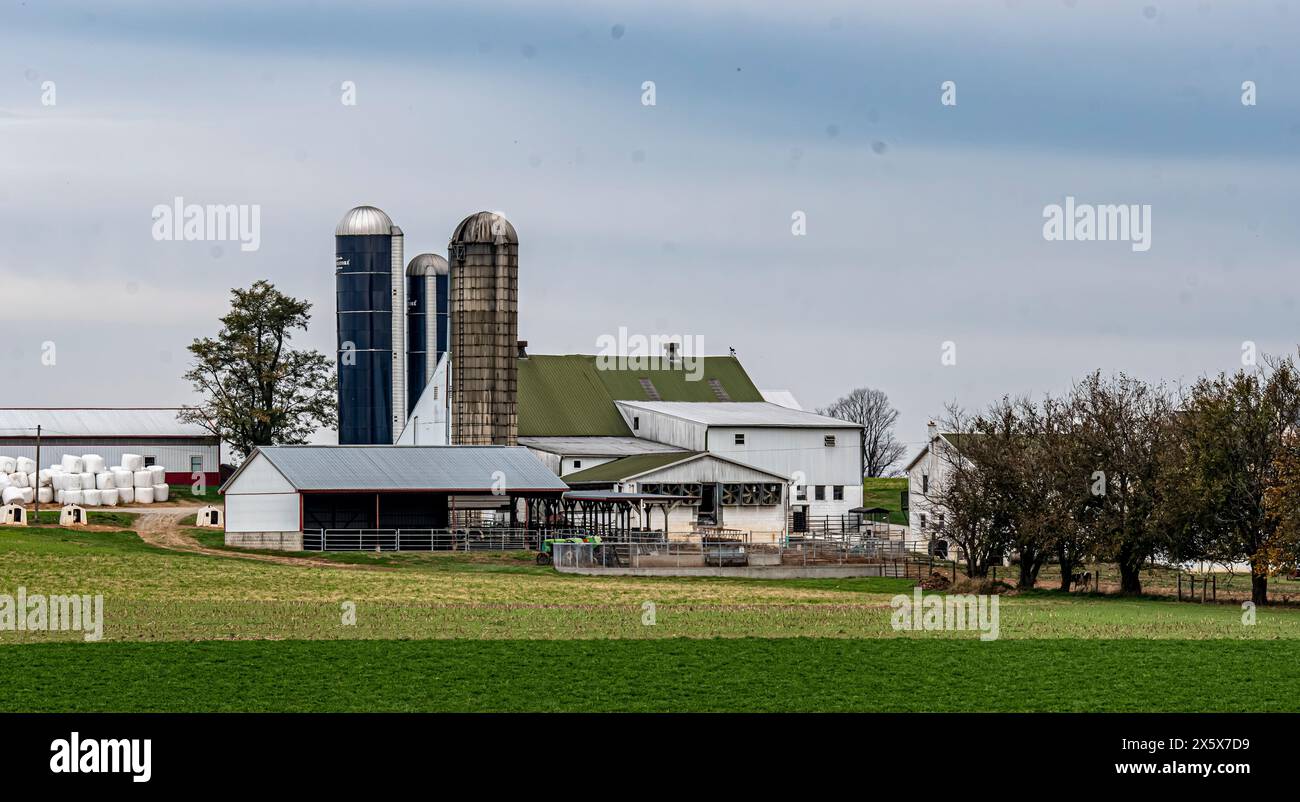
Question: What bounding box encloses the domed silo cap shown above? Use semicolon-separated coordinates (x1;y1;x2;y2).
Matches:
336;205;397;236
450;211;518;244
406;253;450;276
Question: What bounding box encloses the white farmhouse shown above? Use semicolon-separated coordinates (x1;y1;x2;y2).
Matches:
903;421;973;556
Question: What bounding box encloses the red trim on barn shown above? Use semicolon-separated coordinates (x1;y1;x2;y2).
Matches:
164;472;221;486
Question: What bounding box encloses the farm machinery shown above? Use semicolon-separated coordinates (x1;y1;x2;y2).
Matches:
536;535;616;566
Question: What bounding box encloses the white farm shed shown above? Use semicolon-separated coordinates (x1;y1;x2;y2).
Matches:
562;450;789;538
220;444;569;550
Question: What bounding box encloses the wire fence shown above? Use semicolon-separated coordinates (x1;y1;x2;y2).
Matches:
301;528;589;552
551;538;960;575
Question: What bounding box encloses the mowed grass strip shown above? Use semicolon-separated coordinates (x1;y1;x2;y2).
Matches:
1;638;1296;712
8;527;1300;641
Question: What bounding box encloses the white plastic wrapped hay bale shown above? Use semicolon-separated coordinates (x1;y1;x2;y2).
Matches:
82;488;102;506
100;488;118;506
79;472;96;493
135;486;155;504
37;487;53;504
82;455;106;474
133;470;152;489
116;486;134;504
152;483;169;502
38;469;53;487
16;457;35;474
8;472;28;488
1;486;23;505
19;487;33;504
112;468;133;488
121;454;144;471
95;472;115;490
0;457;15;473
61;455;84;473
50;473;65;491
64;473;82;491
63;489;83;505
148;465;166;485
0;474;10;491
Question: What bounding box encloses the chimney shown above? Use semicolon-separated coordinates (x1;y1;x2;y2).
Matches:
663;340;680;366
927;420;937;443
517;340;529;359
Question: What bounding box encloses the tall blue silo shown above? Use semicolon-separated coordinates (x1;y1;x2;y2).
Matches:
434;258;449;365
405;253;448;412
335;205;405;444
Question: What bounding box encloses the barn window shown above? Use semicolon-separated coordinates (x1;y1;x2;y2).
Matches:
824;435;836;447
633;416;640;430
922;473;929;493
920;513;927;531
573;460;582;469
833;485;844;501
144;456;156;467
734;433;745;445
190;456;203;473
814;485;825;501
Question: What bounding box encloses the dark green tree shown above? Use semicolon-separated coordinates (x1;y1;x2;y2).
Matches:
178;280;336;461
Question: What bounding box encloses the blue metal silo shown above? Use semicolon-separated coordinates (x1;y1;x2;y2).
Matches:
335;205;404;444
405;253;448;412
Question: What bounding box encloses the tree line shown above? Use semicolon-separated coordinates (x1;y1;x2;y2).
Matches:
928;358;1300;605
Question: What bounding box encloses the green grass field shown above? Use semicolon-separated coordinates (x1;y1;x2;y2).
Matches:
4;638;1297;712
3;522;1299;711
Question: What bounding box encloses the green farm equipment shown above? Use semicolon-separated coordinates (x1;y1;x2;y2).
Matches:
536;535;604;565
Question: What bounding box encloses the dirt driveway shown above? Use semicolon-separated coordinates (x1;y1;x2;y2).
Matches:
126;506;378;570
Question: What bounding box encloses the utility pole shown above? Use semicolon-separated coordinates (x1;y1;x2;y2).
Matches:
33;424;41;526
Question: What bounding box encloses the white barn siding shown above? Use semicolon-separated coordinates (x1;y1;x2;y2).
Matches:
560;456;614;476
618;407;708;450
526;448;562;475
221;452;301;549
709;426;863;517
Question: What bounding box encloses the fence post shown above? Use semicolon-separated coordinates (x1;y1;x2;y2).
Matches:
1177;574;1182;601
1212;574;1217;601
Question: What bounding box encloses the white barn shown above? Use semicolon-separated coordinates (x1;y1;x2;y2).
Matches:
0;408;221;487
615;401;865;519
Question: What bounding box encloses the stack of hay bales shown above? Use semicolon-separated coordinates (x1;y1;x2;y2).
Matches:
0;452;169;507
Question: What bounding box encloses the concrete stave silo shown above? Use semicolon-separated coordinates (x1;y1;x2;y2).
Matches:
335;205;405;444
405;252;449;413
448;211;518;445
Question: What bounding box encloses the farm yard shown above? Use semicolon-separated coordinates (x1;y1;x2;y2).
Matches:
3;513;1300;712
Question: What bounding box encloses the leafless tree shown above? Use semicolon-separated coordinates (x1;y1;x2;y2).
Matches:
818;387;906;477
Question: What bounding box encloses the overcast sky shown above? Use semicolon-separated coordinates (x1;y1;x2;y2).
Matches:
2;0;1298;463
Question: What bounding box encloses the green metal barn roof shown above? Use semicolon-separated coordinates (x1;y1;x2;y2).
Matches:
561;452;702;484
517;355;764;437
